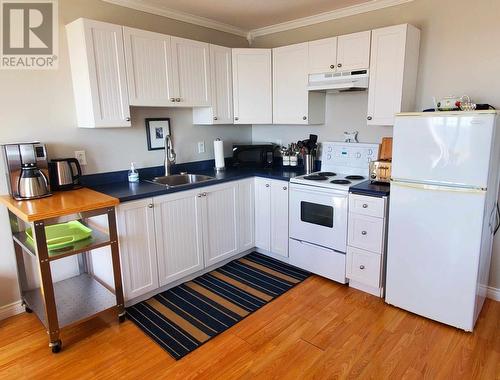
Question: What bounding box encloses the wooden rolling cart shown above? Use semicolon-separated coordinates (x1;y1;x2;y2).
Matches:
0;188;125;353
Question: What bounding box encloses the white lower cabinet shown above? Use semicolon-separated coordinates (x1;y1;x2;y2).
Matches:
116;198;159;301
154;189;205;286
346;193;388;297
117;179;254;302
202;183;239;267
254;178;289;258
238;179;255;252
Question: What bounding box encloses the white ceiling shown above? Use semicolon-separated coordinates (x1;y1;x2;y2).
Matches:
103;0;414;39
145;0;368;30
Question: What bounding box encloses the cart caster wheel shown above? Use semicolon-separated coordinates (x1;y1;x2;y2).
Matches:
50;340;62;354
24;306;33;313
119;314;126;323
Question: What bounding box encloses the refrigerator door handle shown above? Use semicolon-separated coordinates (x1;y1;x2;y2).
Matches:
391;180;487;193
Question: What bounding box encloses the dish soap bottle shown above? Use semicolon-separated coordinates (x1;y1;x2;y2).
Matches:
128;162;139;183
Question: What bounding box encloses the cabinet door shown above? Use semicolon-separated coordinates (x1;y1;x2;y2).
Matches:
66;19;130;127
308;37;337;74
232;49;272;124
117;198;158;301
123;27;175;106
336;31;371;71
367;25;408;126
211;44;233;124
254;178;271;251
238;179;255;252
171;37;211;107
270;181;289;257
203;183;239;267
154;190;204;286
273;43;309;124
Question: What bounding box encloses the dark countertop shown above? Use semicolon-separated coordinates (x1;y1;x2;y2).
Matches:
88;166;305;202
349;180;390;197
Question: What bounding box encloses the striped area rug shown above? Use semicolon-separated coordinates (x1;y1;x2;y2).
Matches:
126;252;310;360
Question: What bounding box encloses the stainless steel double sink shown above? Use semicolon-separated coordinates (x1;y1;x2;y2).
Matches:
145;173;216;188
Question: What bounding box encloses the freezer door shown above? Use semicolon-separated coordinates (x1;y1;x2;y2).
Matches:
392;114;495;188
385;181;486;331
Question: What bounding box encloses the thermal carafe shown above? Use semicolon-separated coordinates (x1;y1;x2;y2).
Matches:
1;142;51;200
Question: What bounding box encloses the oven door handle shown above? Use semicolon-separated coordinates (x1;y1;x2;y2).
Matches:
294;239;340;253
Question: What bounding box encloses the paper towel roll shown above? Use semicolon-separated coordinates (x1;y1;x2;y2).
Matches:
214;138;225;170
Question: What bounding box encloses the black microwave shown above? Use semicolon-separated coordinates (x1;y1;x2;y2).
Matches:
232;143;276;168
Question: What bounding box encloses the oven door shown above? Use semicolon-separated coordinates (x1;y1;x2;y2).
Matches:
289;183;348;252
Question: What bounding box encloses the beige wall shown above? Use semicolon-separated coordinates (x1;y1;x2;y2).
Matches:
0;0;251;309
251;0;500;289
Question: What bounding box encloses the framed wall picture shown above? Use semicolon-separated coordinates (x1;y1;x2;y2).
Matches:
145;118;171;150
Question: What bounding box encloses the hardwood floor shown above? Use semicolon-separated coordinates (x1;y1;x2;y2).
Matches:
0;275;498;379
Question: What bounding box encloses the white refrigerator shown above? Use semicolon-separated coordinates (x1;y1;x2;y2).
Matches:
386;111;500;331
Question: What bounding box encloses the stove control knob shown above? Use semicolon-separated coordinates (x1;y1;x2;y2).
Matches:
327;154;332;160
362;204;368;208
328;146;333;152
361;231;367;235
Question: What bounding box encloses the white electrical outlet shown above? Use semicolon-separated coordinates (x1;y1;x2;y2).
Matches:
74;150;87;165
198;141;205;154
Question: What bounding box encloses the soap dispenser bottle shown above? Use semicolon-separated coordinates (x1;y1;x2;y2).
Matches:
128;162;139;183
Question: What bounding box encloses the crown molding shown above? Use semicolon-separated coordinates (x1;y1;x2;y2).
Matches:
247;0;414;40
102;0;248;37
102;0;414;43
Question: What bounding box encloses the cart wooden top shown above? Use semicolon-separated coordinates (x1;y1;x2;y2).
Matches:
0;188;119;222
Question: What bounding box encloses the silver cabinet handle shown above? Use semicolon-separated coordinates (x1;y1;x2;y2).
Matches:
176;98;181;102
362;204;368;208
197;194;202;198
125;117;131;121
202;192;207;197
361;231;367;235
337;63;342;68
148;204;153;208
330;64;335;69
283;186;287;190
234;117;239;121
302;116;307;120
170;97;175;102
265;184;270;188
214;116;218;120
367;116;373;121
359;265;365;270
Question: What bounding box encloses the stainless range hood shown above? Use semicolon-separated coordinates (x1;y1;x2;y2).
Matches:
307;70;369;92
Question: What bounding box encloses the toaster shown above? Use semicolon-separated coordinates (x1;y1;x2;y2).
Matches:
369;160;392;183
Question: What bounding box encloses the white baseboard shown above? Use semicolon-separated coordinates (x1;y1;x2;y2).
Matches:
486;286;500;302
0;300;24;321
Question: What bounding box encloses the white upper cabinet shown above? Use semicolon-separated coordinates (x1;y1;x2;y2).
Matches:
308;31;370;74
367;24;420;126
66;18;130;128
273;42;325;125
308;37;337;74
193;44;233;124
123;27;175;106
232;48;272;124
336;31;371;71
171;37;211;107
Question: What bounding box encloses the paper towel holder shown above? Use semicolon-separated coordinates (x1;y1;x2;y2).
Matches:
214;138;226;172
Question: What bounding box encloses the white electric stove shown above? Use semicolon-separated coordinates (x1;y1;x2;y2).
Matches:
289;142;379;284
290;142;379;190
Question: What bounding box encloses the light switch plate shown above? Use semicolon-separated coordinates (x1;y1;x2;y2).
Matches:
74;150;87;165
198;141;205;154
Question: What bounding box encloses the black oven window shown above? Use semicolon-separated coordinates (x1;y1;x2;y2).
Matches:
300;201;334;228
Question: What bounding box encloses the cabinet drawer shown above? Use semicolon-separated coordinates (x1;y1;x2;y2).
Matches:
346;246;381;288
349;194;385;218
348;213;384;253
